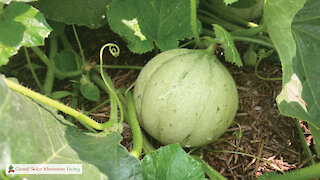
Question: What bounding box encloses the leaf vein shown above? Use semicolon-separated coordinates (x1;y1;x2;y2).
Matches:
293;26;320;42
293;32;320;110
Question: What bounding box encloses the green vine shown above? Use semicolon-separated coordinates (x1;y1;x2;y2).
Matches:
124;91;142;158
197;9;245;31
232;36;275;49
72;25;86;66
96;65;143;70
43;36;58;96
190;0;203;48
3;77;104;130
254;54;281;81
200;0;258;28
31;47;83;78
24;47;44;93
296;120;315;166
99;43;124;129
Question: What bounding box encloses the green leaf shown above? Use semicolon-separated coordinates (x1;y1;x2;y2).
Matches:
54;49;79;79
257;172;278;180
79;76;100;102
25;63;45;70
266;0;320;126
270;163;320;180
80;83;101;102
0;0;36;4
213;24;242;67
51;90;73;99
0;2;52;66
266;0;320;152
141;144;206;180
192;155;227;180
0;76;141;179
107;0;201;54
47;20;66;38
34;0;111;28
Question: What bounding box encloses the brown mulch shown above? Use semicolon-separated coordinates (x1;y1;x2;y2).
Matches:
4;25;317;179
203;63;301;179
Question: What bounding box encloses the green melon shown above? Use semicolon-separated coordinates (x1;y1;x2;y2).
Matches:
133;48;238;147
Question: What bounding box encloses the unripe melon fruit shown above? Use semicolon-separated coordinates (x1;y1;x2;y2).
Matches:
133;48;238;147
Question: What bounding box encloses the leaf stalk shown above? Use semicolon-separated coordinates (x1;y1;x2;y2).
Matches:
190;0;204;48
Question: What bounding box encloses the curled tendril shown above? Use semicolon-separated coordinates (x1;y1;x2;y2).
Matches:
109;45;120;57
99;43;124;130
100;43;120;58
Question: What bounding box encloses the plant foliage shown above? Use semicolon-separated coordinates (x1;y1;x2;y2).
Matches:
107;0;201;53
34;0;111;28
0;77;141;179
0;2;51;66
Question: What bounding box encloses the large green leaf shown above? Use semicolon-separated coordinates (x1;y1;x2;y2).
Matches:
0;2;51;66
141;144;206;180
266;0;320;127
0;77;141;179
107;0;201;53
34;0;111;28
265;0;320;151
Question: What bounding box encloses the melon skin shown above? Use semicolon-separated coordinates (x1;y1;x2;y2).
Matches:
133;48;238;147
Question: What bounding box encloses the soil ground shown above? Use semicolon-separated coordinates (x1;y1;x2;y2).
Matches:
3;24;317;180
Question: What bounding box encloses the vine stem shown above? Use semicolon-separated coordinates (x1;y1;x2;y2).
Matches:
254;57;282;81
31;47;83;77
88;99;111;114
72;25;86;65
197;9;245;31
90;73;118;129
99;43;124;128
142;134;156;154
202;28;274;49
201;0;258;28
296;120;315;166
230;23;265;37
43;36;58;96
66;87;79;122
191;155;227;180
96;65;143;70
124;91;142;158
24;47;44;93
232;36;275;49
190;0;203;48
3;77;104;130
